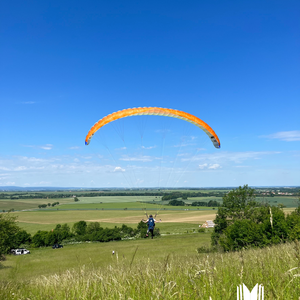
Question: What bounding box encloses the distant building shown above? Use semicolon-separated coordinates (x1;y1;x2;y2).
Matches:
201;220;215;228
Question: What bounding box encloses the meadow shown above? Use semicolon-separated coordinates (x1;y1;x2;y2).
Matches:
1;193;299;299
1;236;299;299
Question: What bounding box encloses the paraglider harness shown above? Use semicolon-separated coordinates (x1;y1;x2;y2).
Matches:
145;214;156;239
147;217;155;230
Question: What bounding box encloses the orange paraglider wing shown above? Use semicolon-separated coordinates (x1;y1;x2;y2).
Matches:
85;107;220;148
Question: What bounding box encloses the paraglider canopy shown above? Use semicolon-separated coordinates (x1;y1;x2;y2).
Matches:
85;107;220;148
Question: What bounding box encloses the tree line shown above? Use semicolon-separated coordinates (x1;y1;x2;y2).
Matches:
0;216;160;258
0;190;226;200
211;185;300;251
168;199;220;207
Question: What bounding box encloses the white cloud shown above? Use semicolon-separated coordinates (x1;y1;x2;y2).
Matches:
69;146;80;150
173;143;195;148
74;158;80;162
0;167;10;171
23;144;53;150
40;144;53;150
184;151;281;164
142;145;156;150
14;166;27;171
116;147;127;150
262;131;300;142
0;181;15;186
208;164;221;170
198;163;221;170
120;155;154;162
199;163;208;169
114;167;125;172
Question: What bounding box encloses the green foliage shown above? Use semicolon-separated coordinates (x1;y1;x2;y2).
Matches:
31;224;73;247
31;231;49;247
74;197;79;202
14;230;31;246
168;199;185;206
212;185;300;251
73;221;87;235
191;200;220;207
86;222;101;234
0;214;22;255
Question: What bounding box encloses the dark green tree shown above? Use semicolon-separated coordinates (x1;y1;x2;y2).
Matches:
86;222;101;234
73;221;87;235
0;213;21;256
211;185;260;247
169;199;185;206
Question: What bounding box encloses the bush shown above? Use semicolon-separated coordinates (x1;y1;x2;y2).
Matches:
169;199;185;206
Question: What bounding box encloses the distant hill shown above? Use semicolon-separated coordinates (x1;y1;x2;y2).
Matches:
0;186;299;192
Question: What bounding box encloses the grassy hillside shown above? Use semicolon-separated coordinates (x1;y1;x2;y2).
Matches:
1;237;299;299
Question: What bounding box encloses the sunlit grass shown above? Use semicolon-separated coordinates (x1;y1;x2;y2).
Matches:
1;240;299;299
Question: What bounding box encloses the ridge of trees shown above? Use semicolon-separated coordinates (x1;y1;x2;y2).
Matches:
211;185;300;251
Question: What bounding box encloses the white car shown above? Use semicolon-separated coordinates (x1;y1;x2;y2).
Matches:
11;248;30;255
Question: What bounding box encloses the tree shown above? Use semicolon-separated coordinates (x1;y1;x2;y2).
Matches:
74;197;79;202
14;230;31;246
31;231;49;247
169;199;185;206
211;185;260;247
86;222;101;234
73;221;87;235
0;213;21;256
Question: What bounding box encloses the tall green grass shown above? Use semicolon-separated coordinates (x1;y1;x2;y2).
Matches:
1;241;299;299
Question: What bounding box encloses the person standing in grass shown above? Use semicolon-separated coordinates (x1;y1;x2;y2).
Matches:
142;214;161;239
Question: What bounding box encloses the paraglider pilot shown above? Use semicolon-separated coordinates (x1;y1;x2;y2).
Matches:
142;215;161;239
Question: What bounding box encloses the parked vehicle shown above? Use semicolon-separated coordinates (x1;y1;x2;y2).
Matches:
52;244;63;249
11;248;30;255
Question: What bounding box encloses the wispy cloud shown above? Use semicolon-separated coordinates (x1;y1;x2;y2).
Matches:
0;181;15;186
208;164;221;170
142;145;156;150
262;131;300;142
173;143;196;148
69;146;80;150
198;163;208;169
183;151;281;164
120;155;153;162
23;144;53;150
114;167;125;172
40;144;53;150
198;163;222;170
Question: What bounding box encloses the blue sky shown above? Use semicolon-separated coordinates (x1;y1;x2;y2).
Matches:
1;0;299;188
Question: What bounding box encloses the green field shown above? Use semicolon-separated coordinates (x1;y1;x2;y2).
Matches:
0;233;211;282
0;197;74;211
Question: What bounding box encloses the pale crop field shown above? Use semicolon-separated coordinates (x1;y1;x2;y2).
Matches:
13;209;217;235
